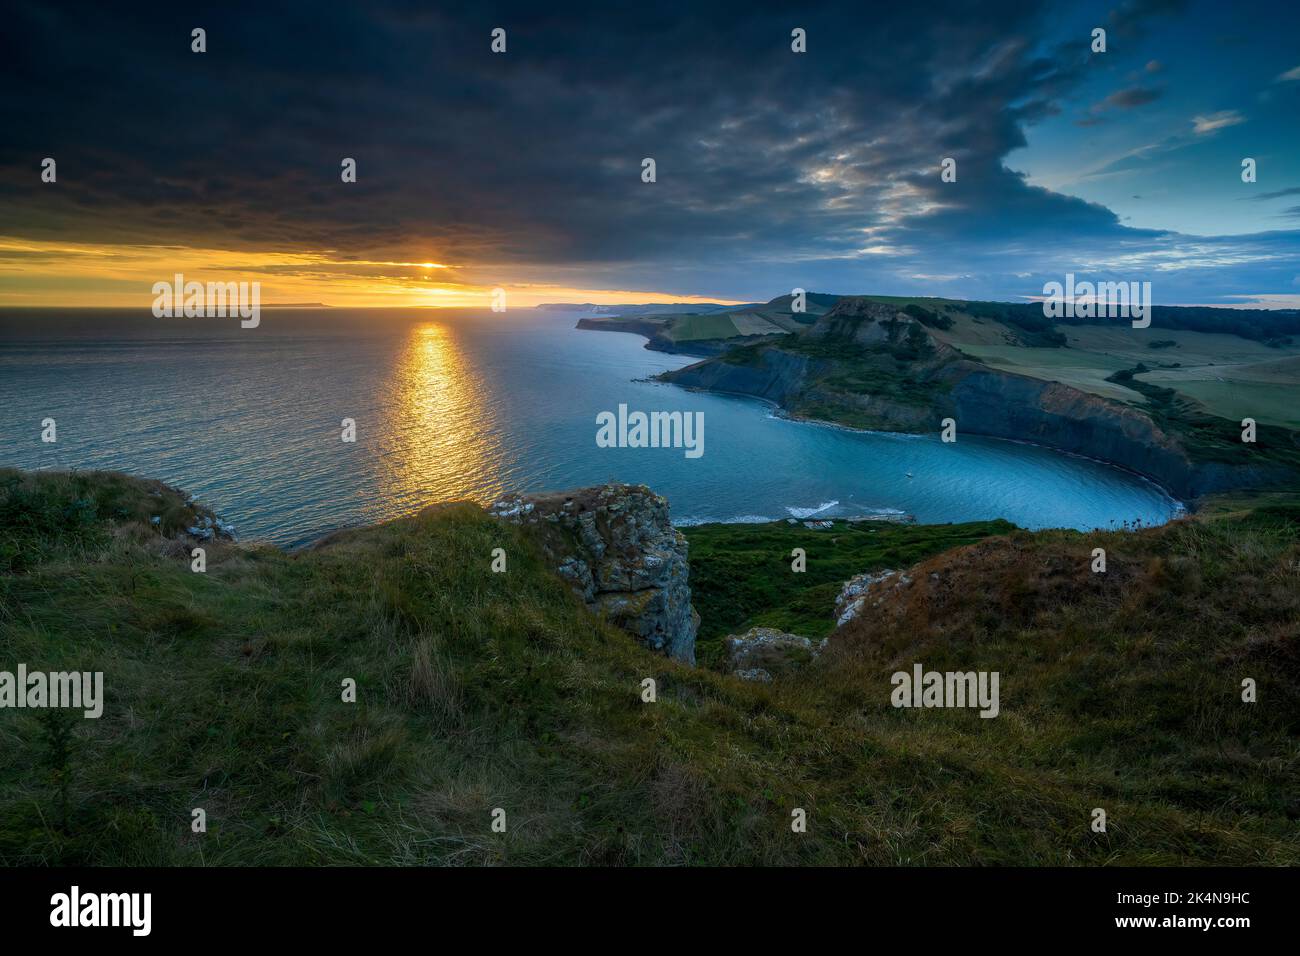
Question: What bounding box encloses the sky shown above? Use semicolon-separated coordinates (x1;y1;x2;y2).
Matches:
2;0;1299;309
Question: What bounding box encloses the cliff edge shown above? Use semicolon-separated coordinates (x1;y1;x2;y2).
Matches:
490;483;699;663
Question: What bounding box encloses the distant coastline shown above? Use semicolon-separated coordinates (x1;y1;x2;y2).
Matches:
576;295;1300;503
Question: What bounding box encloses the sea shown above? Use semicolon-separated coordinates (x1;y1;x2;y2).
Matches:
0;308;1181;547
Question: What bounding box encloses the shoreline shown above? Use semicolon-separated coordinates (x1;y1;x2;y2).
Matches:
585;318;1193;515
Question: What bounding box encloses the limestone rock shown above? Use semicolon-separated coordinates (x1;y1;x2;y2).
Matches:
490;483;698;664
723;626;818;678
834;569;910;627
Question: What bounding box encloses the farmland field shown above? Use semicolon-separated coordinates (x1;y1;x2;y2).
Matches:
1138;356;1300;428
949;343;1146;402
940;321;1300;421
666;312;741;341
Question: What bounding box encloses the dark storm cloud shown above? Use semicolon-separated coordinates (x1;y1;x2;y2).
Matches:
1095;85;1163;110
0;0;1263;299
1106;0;1190;38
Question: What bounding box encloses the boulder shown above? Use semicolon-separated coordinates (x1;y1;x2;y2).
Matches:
490;483;698;664
723;626;819;679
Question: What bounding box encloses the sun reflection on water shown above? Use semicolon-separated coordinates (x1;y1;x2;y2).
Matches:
378;321;506;510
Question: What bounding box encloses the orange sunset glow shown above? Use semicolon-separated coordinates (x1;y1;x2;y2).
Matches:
0;236;744;309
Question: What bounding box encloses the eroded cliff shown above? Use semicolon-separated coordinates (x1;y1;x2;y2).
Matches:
660;297;1298;499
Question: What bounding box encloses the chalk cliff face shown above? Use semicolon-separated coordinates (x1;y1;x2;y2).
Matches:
660;299;1295;500
490;484;699;664
932;362;1287;498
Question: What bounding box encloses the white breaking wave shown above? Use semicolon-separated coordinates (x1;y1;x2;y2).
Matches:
673;514;774;527
785;500;839;519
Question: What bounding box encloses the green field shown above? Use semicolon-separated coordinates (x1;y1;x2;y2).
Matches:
1137;355;1300;429
937;320;1300;425
665;312;742;341
728;311;793;335
616;294;841;344
950;343;1146;402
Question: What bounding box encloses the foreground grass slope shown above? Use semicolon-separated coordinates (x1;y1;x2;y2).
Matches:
1;469;1297;865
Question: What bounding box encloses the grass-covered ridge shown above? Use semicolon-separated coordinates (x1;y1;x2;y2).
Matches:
683;518;1015;662
1;469;1297;865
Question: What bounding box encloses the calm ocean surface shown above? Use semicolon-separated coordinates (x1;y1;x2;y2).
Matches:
0;308;1180;546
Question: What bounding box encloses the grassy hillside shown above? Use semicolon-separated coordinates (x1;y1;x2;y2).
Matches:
666;296;1300;492
947;323;1300;427
1;469;1297;865
891;299;1300;430
683;518;1015;660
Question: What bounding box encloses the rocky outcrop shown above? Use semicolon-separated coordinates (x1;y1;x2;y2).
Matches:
722;626;823;681
489;484;699;664
659;299;956;433
804;297;931;348
834;569;910;627
182;503;236;541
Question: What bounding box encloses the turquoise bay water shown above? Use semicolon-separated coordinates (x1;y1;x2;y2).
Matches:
0;308;1180;546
